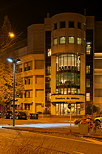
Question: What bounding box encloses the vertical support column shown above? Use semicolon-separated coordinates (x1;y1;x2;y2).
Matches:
51;55;56;115
32;75;36;113
80;54;86;115
51;55;56;94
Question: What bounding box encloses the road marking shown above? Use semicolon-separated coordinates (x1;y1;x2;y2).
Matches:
21;130;101;145
81;137;102;145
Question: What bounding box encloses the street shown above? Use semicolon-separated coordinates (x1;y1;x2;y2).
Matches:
0;128;102;154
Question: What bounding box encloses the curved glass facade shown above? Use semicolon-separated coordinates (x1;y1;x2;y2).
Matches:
56;54;80;94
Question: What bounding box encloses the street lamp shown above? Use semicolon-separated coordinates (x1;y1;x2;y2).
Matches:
8;32;15;38
7;58;21;126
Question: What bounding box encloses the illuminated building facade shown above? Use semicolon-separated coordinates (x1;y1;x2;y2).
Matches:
50;13;86;115
3;12;102;116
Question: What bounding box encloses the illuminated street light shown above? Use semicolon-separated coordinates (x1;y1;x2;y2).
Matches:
7;58;21;126
8;32;15;38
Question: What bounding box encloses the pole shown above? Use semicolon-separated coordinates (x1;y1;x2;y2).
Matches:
70;108;72;133
12;62;16;126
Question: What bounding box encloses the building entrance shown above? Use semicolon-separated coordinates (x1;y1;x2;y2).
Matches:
55;103;80;115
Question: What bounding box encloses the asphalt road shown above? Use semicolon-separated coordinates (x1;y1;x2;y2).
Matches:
0;128;102;154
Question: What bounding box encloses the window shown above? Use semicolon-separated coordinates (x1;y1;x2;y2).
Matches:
77;38;82;45
16;64;22;73
56;54;81;94
60;36;66;44
53;38;58;45
69;36;74;44
46;66;51;75
69;21;74;28
24;90;30;98
86;79;90;87
60;21;66;28
54;23;57;30
78;22;81;29
35;60;44;69
24;78;30;85
25;104;30;110
24;61;32;71
86;44;91;54
86;66;90;74
48;49;51;56
86;93;90;101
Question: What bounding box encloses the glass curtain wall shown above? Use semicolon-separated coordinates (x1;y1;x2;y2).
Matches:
56;54;80;94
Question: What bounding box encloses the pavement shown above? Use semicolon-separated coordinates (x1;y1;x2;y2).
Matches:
1;116;102;140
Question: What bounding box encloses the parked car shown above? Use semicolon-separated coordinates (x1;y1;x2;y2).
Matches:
10;111;27;120
4;111;12;119
94;117;102;123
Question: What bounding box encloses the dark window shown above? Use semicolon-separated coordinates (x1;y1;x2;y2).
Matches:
24;61;32;71
16;64;22;73
54;23;57;30
69;21;74;28
60;21;66;28
24;91;30;98
25;104;30;110
78;22;81;29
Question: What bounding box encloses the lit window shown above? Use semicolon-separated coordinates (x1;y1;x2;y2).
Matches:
60;36;66;44
77;38;82;44
48;49;51;56
86;44;91;54
86;79;90;87
53;38;58;45
86;66;90;74
86;93;90;101
69;36;74;44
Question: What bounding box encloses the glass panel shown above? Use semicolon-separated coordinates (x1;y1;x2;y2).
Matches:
69;36;74;43
86;93;90;101
77;38;82;44
54;38;58;45
86;44;91;54
60;36;66;44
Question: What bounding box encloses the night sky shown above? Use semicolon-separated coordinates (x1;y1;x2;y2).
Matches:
0;0;101;34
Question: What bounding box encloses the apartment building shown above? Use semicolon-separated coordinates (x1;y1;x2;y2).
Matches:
16;54;45;115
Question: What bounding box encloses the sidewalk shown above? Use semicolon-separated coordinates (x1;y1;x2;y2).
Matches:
2;116;102;140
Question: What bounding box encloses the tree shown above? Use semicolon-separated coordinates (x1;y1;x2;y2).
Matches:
0;61;24;109
86;103;100;115
0;16;23;109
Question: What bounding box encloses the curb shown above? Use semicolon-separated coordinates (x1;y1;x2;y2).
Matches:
2;126;102;140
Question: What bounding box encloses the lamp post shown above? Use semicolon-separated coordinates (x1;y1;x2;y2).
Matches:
7;58;21;126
